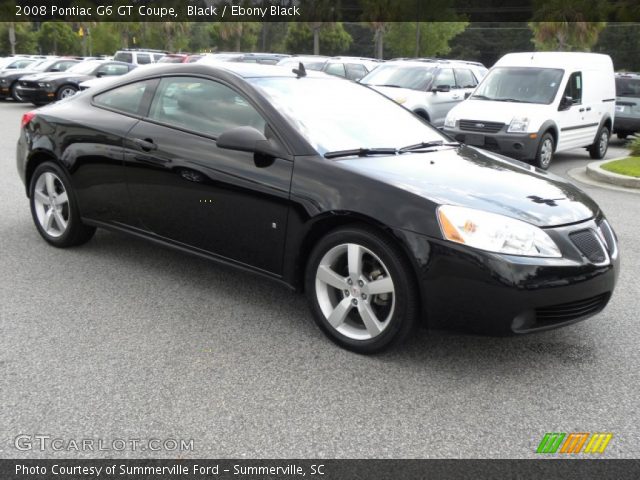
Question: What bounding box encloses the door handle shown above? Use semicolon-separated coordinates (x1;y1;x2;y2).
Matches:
579;108;585;112
586;107;592;111
133;137;157;152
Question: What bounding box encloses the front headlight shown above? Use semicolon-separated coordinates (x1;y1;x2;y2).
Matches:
437;205;561;257
444;115;457;128
394;96;407;105
38;83;50;88
0;79;7;85
507;116;530;133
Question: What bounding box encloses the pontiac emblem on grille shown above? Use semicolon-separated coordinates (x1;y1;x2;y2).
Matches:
475;123;485;128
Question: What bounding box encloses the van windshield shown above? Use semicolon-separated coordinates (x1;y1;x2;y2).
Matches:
471;67;564;105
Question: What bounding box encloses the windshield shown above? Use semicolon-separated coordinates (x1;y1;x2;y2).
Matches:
616;77;640;98
67;61;102;75
472;67;564;104
249;77;446;155
360;64;436;90
31;59;59;72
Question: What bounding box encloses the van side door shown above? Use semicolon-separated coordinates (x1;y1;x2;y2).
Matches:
556;71;596;149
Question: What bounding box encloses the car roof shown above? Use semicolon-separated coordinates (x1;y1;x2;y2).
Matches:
496;52;613;70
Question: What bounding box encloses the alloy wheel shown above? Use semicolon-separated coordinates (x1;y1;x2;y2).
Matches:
540;138;553;168
59;87;76;99
33;171;70;238
599;131;609;157
315;243;395;341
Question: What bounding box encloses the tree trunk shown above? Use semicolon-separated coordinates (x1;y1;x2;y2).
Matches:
313;27;320;55
375;27;384;59
414;22;421;57
9;22;16;55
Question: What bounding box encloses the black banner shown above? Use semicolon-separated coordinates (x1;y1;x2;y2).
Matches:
1;0;639;23
2;459;640;480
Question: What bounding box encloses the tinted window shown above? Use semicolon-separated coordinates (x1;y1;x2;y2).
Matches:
325;63;346;78
137;54;151;65
114;52;133;63
434;68;456;88
563;72;582;104
454;68;477;88
153;54;165;62
361;64;436;90
616;77;640;98
345;63;367;81
148;77;265;137
94;80;154;115
97;64;130;76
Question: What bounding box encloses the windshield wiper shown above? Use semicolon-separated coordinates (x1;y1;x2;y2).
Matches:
398;140;459;153
324;147;397;159
470;94;492;100
375;84;403;88
494;98;534;103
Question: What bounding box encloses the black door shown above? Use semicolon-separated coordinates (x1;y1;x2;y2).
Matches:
124;76;293;274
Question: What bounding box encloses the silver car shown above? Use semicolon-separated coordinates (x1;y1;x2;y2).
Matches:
360;59;487;126
614;72;640;139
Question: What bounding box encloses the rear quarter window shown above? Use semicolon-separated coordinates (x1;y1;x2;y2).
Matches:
114;52;133;64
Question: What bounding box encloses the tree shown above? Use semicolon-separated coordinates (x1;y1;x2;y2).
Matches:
285;22;352;56
360;0;394;59
37;22;79;55
529;0;610;51
212;23;260;52
386;22;468;58
0;22;38;55
448;23;533;67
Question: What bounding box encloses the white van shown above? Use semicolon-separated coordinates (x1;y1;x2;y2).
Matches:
443;52;616;169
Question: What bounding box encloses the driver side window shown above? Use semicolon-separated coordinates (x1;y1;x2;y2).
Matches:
147;77;266;138
563;72;582;104
434;68;456;89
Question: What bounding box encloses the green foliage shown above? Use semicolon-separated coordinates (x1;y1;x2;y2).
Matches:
628;135;640;157
38;22;80;55
285;22;352;56
600;156;640;177
448;23;533;67
211;23;260;52
594;24;640;72
90;23;121;55
529;0;609;51
386;22;468;58
0;23;38;55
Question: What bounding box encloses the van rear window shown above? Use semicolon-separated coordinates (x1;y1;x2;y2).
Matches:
616;77;640;98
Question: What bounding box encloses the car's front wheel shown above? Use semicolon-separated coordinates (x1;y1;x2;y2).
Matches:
57;85;78;100
305;226;418;353
29;162;96;247
11;82;24;102
589;125;610;159
534;132;554;169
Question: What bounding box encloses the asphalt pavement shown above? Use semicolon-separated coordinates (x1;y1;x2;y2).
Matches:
0;101;638;459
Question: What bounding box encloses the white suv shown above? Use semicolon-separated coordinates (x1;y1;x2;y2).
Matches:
113;49;166;65
360;58;487;126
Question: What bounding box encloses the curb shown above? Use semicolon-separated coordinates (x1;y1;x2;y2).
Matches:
586;159;640;189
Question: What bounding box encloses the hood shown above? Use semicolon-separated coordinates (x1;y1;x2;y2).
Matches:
448;98;551;123
338;146;598;228
0;68;38;79
28;72;92;82
371;85;426;105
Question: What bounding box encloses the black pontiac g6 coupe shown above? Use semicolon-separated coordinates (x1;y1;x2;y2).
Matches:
16;63;619;353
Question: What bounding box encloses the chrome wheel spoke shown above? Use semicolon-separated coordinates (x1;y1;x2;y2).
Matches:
366;276;394;295
44;172;55;196
44;209;55;233
358;302;384;337
53;209;67;231
347;243;363;278
34;190;50;206
55;191;68;206
327;297;353;329
317;264;347;290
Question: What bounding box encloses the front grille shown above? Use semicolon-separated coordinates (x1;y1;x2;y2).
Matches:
536;293;610;323
459;119;505;133
570;229;606;263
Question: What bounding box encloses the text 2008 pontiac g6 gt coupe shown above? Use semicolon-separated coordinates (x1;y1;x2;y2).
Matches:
16;63;619;353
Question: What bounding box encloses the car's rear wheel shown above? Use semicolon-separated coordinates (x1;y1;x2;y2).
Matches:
589;126;610;159
29;162;96;247
57;85;77;100
305;226;418;353
617;132;629;140
534;132;554;169
11;82;24;102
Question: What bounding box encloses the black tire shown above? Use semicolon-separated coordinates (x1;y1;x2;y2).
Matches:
11;82;24;102
617;132;628;140
589;125;610;159
56;85;78;101
29;162;96;248
305;225;419;354
533;132;554;169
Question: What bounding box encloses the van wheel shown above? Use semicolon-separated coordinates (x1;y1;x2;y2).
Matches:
617;132;628;140
534;133;554;170
589;126;609;159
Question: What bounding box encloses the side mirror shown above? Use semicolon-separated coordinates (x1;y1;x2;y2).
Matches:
49;68;60;72
96;71;105;78
431;84;451;93
464;91;472;99
217;126;283;158
558;95;573;111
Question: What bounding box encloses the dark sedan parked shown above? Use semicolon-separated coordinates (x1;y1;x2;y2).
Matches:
16;63;619;353
16;60;135;105
0;58;80;101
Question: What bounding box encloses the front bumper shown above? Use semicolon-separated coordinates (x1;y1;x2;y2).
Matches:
394;217;619;335
15;85;55;105
443;126;539;160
